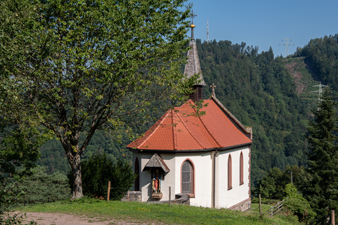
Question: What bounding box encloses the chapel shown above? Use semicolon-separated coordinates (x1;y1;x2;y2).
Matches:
127;22;253;211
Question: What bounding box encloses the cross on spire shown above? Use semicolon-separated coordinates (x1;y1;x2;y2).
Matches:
190;10;197;40
210;83;216;97
190;10;197;24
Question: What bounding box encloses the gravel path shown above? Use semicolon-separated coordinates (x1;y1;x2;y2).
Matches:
13;212;155;225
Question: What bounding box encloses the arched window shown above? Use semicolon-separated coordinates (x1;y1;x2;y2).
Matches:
134;158;140;191
181;159;194;196
240;152;244;185
228;154;232;190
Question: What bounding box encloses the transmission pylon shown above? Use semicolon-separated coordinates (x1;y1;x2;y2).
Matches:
280;37;294;57
207;18;209;44
312;82;326;102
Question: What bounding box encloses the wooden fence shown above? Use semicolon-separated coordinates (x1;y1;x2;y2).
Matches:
260;196;288;217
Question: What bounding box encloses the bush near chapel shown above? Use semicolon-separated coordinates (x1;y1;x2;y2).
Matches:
284;183;316;223
68;152;135;200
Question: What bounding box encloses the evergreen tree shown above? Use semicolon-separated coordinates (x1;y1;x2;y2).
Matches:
303;87;338;224
14;166;71;204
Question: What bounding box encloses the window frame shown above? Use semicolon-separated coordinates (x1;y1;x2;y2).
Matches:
240;152;244;186
228;154;232;190
180;159;195;198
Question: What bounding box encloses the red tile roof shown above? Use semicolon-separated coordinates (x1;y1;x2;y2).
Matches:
127;99;252;151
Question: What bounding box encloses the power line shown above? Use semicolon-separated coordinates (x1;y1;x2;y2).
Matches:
280;37;294;57
312;82;326;102
207;18;209;44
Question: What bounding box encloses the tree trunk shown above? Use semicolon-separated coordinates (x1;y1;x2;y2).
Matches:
71;153;84;199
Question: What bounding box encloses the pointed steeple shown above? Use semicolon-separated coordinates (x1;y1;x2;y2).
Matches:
184;13;206;102
184;30;206;86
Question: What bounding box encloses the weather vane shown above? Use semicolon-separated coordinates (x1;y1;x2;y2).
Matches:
190;10;197;24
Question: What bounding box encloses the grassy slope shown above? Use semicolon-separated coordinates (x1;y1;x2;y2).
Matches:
284;57;319;100
17;198;299;225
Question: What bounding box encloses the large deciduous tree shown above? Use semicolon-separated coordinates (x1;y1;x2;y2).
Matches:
0;0;195;198
302;87;338;223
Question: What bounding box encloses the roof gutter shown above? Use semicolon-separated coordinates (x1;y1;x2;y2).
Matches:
127;142;252;154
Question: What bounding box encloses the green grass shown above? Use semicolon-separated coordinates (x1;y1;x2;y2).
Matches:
16;197;300;224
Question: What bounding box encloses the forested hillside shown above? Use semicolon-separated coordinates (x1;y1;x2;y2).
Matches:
38;39;320;185
295;34;338;91
196;40;312;183
37;131;132;175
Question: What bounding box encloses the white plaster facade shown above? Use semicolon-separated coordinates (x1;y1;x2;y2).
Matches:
132;146;251;209
216;146;250;209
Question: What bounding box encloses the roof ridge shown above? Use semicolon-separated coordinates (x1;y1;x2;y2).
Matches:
172;110;178;150
210;96;251;135
175;109;206;149
137;110;171;148
191;101;222;147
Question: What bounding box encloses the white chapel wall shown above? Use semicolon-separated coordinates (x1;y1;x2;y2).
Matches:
157;154;176;201
132;152;176;202
217;146;250;209
175;153;213;208
132;152;152;202
133;147;250;208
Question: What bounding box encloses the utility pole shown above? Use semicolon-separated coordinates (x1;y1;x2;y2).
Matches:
207;18;209;44
280;37;294;57
312;82;326;102
288;171;293;184
291;172;293;184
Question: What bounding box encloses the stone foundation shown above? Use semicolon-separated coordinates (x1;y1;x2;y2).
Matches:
229;198;251;211
121;191;141;202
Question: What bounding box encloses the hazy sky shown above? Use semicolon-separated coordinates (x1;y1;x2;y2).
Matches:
186;0;338;57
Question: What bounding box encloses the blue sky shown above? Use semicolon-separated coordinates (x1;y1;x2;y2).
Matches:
186;0;338;57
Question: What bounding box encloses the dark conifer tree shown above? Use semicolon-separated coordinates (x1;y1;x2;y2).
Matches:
303;87;338;223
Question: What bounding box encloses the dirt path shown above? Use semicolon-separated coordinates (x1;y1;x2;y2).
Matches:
13;212;155;225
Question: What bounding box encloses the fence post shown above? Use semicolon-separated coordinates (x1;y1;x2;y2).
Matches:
127;191;130;201
259;194;262;216
270;206;273;217
332;210;335;225
107;181;111;201
169;186;171;207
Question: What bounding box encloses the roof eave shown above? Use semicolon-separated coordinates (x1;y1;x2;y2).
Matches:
127;142;252;154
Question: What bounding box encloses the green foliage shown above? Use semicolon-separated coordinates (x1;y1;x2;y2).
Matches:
68;152;135;200
37;130;134;174
253;167;283;199
301;87;338;224
252;165;306;199
0;123;47;223
284;184;316;223
13;166;71;204
284;183;298;198
0;0;196;198
37;38;314;188
196;39;311;184
296;34;338;90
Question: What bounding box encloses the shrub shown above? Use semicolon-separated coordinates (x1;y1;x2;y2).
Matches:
68;152;135;200
284;183;316;223
14;166;71;204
